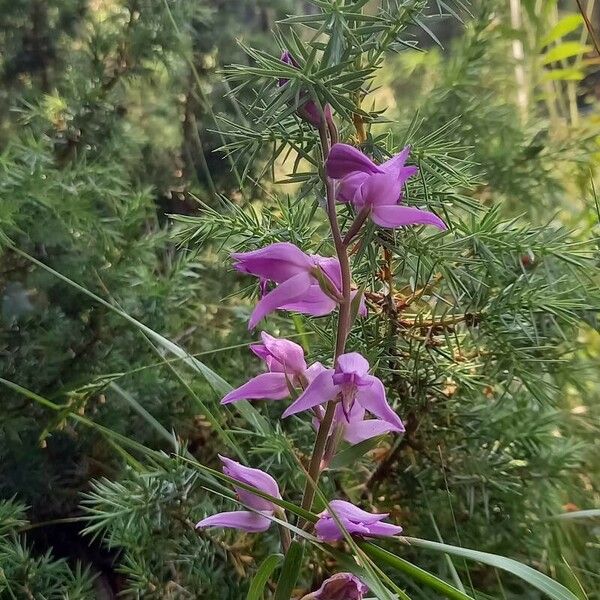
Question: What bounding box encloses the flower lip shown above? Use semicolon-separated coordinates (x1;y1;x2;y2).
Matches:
282;351;403;434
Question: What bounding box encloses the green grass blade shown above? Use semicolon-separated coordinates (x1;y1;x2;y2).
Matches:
401;537;580;600
362;543;474;600
330;436;382;469
247;554;284;600
110;383;177;449
136;333;246;461
551;509;600;521
274;540;304;600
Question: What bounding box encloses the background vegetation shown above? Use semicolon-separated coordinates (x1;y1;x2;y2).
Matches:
0;0;599;598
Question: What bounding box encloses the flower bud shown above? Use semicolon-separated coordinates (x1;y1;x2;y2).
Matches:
300;573;368;600
279;50;331;127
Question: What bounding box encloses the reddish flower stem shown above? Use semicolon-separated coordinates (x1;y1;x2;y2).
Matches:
299;121;352;519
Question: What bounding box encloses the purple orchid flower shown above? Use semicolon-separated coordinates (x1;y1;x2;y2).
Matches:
315;499;403;542
279;51;328;127
282;352;404;435
300;572;369;600
333;402;401;444
232;242;365;329
325;143;446;230
195;456;281;533
221;332;324;404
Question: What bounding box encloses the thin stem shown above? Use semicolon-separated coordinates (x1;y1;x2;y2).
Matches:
322;421;344;468
577;0;600;56
317;124;352;357
298;120;353;518
300;400;337;517
278;513;292;553
326;107;339;145
343;205;371;246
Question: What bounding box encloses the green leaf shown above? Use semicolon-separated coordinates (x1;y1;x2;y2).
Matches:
330;436;382;469
540;14;584;47
542;42;591;64
349;284;366;328
556;557;589;600
402;537;580;600
274;541;304;600
246;554;284;600
542;68;585;81
362;543;474;600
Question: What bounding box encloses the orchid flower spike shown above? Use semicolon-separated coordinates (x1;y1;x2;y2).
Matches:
300;572;369;600
315;499;403;542
279;50;329;127
283;352;404;436
325;143;446;230
195;456;281;533
221;332;324;404
232;242;365;329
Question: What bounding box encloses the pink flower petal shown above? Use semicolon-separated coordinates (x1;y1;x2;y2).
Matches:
257;332;307;374
363;521;404;537
219;455;281;511
314;516;371;542
249;271;313;329
221;372;289;404
334;401;365;424
355;172;402;209
380;146;410;172
195;510;272;533
307;572;368;600
280;284;337;317
371;205;446;230
343;418;397;444
305;361;327;384
356;376;405;432
282;369;337;418
300;99;323;127
326;143;382;179
337;172;369;203
326;499;388;524
379;146;419;185
380;146;418;185
232;242;313;283
314;256;342;291
335;352;370;377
